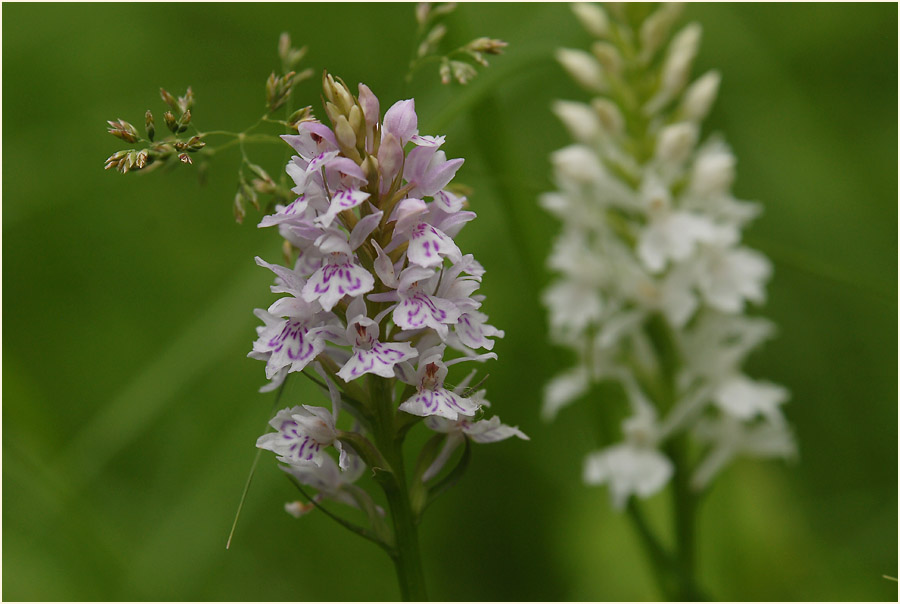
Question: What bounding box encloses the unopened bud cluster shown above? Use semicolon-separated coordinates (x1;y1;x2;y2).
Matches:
542;3;794;509
252;72;526;526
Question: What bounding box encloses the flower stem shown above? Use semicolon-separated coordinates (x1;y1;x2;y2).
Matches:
641;315;709;601
370;376;428;601
667;438;707;601
624;500;677;597
383;458;428;601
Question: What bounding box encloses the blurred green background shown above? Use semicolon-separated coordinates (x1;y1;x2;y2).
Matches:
3;3;897;601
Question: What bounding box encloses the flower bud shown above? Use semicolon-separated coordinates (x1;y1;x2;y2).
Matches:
655;122;697;165
159;88;178;112
240;177;259;210
377;132;404;187
450;60;477;85
680;70;720;123
185;135;205;151
247;162;273;185
418;24;447;58
177;109;192;133
362;155;380;186
106;119;139;143
591;41;623;75
383;100;417;145
278;32;291;62
121;150;137;173
552;100;600;144
334;115;358;156
639;2;684;61
415;2;430;25
431;2;457;18
163;111;177;133
103;150;127;170
551;145;605;185
357;83;380;127
555;48;607;93
178;153;192;165
659;23;701;99
323;101;342;127
466;37;507;55
144;110;155;142
690;142;735;197
178;87;194;113
323;72;337;103
571;2;610;38
233;190;246;224
135;149;149;169
266;72;279;107
287;48;308;70
287;106;313;128
591;98;625;137
323;73;354;115
348;105;365;141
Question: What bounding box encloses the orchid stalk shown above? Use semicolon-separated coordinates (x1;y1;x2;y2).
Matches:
541;3;795;599
248;73;525;600
102;13;519;599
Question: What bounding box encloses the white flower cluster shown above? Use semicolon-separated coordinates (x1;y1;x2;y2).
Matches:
251;75;525;515
542;3;794;509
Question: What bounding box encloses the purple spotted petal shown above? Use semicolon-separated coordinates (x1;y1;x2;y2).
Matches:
258;197;311;228
463;416;529;443
454;311;505;351
393;292;461;338
337;341;418;382
281;122;338;157
302;260;375;312
407;223;463;268
433;189;465;213
315;188;370;228
253;318;325;378
257;427;324;466
399;388;479;420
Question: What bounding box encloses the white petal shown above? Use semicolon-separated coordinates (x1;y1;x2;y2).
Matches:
337;341;418;382
542;366;590;420
463;416;529;443
407;223;462;268
583;444;673;509
302;261;375;312
393;292;460;337
399;388;479;420
713;375;788;422
314;188;370;228
252;319;325;378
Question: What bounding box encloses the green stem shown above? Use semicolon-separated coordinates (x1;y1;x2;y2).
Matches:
644;315;709;601
667;439;707;601
625;500;678;598
370;377;428;601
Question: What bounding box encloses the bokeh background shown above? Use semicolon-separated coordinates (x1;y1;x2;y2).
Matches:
3;3;897;601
